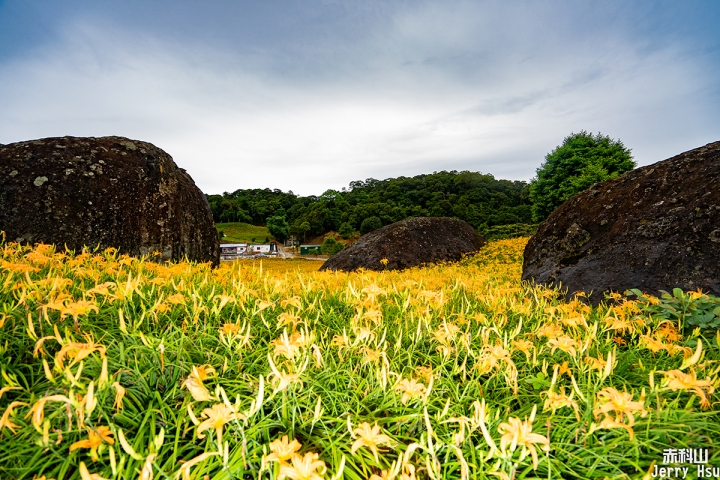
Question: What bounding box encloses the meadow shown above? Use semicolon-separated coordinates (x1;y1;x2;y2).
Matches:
0;238;718;480
215;223;272;244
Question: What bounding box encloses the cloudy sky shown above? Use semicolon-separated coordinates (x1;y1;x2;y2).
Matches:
1;1;718;196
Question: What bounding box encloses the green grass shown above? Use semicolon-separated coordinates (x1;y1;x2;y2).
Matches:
215;222;273;243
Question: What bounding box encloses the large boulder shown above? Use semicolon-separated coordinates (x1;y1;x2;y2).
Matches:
522;141;720;304
0;136;219;265
320;217;486;272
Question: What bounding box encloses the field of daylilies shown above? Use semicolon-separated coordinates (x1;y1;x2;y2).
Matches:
1;236;719;480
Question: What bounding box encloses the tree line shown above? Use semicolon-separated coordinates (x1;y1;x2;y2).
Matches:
207;170;533;242
206;131;636;243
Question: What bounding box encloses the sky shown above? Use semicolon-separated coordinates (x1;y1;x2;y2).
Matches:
1;1;718;196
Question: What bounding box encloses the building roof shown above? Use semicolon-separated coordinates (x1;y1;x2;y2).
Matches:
220;243;247;247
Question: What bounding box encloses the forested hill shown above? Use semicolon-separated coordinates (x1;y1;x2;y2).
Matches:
206;170;533;240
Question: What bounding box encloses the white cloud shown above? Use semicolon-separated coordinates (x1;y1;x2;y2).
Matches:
0;2;718;195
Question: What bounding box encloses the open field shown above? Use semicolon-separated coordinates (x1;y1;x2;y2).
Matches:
0;238;719;479
216;222;273;244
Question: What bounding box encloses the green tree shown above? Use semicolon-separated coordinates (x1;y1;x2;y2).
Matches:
296;221;311;242
338;222;354;239
529;131;635;222
266;215;289;243
360;216;382;234
321;237;345;256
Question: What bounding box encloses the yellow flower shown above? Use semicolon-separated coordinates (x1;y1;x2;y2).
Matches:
182;364;217;401
584;354;607;372
547;335;578;357
497;408;550;470
219;323;241;336
1;401;29;434
78;462;111;480
183;376;212;402
60;300;99;329
656;322;681;342
415;366;434;383
176;451;221;480
280;296;303;310
0;386;20;401
588;414;635;439
603;316;633;334
112;382;126;411
196;403;244;445
395;378;427;405
560;314;587;329
380;258;389;266
263;435;302;467
192;364;217;381
271;330;305;360
70;426;114;461
593;387;647;424
659;369;715;408
166;293;185;304
55;336;106;369
536;323;564;339
85;282;116;297
213;294;236;310
511;339;534;359
268;355;305;393
360;346;382;364
350;422;393;462
277;312;302;329
361;284;387;299
256;300;275;312
25;394;73;431
542;386;580;420
688;289;706;300
639;334;668;353
139;453;157;480
278;452;327;480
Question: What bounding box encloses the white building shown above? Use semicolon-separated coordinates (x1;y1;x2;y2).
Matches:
220;243;277;260
220;243;247;260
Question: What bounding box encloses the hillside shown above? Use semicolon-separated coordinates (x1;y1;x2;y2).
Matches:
216;222;272;244
206;170;533;241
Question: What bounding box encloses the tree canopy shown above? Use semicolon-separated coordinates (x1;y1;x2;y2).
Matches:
206;170;533;239
529;131;635;222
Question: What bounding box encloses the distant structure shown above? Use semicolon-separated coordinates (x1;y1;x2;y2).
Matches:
220;242;277;260
299;244;322;255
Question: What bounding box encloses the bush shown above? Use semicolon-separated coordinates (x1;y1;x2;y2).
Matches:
629;288;720;334
530;131;635;222
360;216;382;234
339;222;354;239
321;237;345;256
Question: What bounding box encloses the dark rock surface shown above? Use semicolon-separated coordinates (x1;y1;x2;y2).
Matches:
320;217;486;272
0;136;219;265
522;141;720;304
